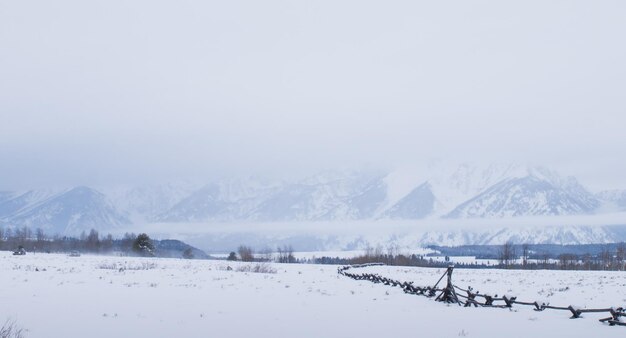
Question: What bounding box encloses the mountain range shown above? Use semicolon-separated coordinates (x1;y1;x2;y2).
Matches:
1;164;625;238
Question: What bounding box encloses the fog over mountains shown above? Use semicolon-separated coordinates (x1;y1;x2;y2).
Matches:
1;163;625;242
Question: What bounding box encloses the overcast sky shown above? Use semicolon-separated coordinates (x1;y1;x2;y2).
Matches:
1;0;625;191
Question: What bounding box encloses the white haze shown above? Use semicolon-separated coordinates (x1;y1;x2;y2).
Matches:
126;212;626;252
1;1;625;191
140;212;626;236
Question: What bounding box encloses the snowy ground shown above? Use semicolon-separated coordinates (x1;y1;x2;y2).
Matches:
1;252;625;338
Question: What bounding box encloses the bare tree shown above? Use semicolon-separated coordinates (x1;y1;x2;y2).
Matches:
32;228;47;253
238;245;254;262
259;247;273;262
373;244;384;258
14;227;31;245
387;243;400;265
277;245;295;263
363;242;373;260
521;244;530;268
499;241;516;268
541;253;550;268
616;242;625;271
85;229;100;252
600;247;612;270
121;233;136;253
558;253;578;270
35;228;46;243
582;253;593;270
101;234;114;252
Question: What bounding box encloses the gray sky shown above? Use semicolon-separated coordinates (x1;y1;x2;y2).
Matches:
1;0;625;190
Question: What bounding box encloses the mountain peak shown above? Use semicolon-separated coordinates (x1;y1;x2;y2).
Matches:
445;173;599;218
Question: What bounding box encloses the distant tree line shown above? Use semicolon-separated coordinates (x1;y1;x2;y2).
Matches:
6;224;623;271
308;244;467;268
229;241;626;271
309;253;469;268
497;241;626;271
227;245;296;263
0;225;155;257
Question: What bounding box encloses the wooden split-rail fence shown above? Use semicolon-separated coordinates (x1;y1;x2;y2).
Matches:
338;263;625;327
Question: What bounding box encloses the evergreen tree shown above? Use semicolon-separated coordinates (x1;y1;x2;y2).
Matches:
132;233;155;257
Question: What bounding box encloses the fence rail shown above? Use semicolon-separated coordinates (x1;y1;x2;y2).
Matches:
338;263;625;327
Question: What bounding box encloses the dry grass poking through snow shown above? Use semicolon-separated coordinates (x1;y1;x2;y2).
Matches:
0;319;24;338
235;263;277;274
97;261;158;271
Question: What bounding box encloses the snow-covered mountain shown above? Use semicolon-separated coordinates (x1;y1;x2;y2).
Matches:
1;164;622;239
0;187;130;234
596;189;626;212
155;164;598;223
426;162;523;216
445;169;599;218
156;184;241;222
103;183;196;222
0;189;59;217
155;172;388;222
382;182;436;219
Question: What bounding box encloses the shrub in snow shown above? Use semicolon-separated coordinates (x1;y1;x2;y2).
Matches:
12;246;26;256
98;261;157;271
182;248;194;259
236;263;277;274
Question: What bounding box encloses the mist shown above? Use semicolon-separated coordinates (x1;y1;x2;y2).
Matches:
1;0;625;190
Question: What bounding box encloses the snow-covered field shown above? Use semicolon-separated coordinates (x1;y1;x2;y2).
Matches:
1;252;625;338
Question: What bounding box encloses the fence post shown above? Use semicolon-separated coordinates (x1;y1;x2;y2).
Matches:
435;264;461;305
